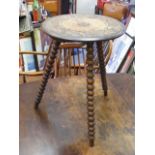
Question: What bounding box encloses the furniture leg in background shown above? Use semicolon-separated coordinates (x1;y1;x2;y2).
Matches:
35;40;60;109
97;41;108;96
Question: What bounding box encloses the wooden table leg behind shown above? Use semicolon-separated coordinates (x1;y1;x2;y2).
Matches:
34;40;60;109
97;41;108;96
86;42;95;147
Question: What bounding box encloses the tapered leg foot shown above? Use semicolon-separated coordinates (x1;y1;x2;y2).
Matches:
97;41;108;96
89;138;94;147
34;40;60;109
104;90;107;96
86;43;95;147
34;102;39;109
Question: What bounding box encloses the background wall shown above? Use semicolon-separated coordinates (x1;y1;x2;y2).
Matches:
76;0;97;14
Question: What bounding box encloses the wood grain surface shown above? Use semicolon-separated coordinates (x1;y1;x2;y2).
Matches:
41;15;125;41
19;74;135;155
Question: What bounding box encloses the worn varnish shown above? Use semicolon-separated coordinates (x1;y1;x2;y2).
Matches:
41;15;125;42
19;74;135;155
86;43;95;146
35;40;60;109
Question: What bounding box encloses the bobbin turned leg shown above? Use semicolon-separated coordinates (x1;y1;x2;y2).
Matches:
34;40;60;109
97;41;108;96
86;42;95;147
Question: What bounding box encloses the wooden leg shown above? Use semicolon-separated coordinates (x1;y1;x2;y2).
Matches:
23;75;26;83
34;40;60;109
86;43;95;147
97;41;108;96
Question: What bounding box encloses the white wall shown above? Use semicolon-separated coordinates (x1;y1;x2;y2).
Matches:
76;0;97;14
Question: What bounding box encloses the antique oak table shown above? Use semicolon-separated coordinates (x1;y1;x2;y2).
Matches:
34;14;125;147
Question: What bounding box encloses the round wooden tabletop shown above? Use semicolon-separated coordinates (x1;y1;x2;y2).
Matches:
41;14;125;42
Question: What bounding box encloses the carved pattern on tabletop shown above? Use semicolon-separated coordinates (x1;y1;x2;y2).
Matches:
41;14;125;41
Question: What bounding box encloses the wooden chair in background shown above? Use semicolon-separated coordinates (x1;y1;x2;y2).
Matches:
55;41;113;77
19;41;113;83
103;1;129;22
19;50;49;83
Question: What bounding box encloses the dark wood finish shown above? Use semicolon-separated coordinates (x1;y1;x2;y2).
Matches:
41;15;125;42
20;74;135;155
86;43;95;146
35;40;60;109
34;14;125;147
20;54;26;83
97;41;108;96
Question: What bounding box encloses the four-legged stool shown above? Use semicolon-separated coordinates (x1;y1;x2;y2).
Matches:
34;14;125;147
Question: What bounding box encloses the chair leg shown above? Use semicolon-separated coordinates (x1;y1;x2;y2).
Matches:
34;40;60;109
86;42;95;147
97;41;108;96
